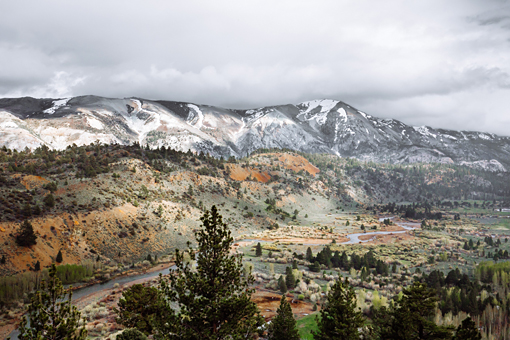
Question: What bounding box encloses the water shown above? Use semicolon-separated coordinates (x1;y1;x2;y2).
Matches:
9;265;175;339
240;218;418;245
342;219;417;244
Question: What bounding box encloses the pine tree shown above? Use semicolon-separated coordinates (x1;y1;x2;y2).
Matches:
34;261;40;271
0;255;5;264
255;242;262;257
22;203;32;216
278;275;288;294
453;317;481;340
56;250;63;263
285;267;296;289
313;278;365;340
16;220;37;247
267;295;300;340
18;263;87;340
306;247;313;262
157;205;263;339
44;193;55;208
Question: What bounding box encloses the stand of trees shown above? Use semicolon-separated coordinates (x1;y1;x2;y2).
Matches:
305;247;390;276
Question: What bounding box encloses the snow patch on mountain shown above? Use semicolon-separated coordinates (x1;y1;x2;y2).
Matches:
43;98;71;114
87;117;104;130
414;126;437;139
338;108;347;122
478;133;492;141
459;159;506;172
186;104;204;129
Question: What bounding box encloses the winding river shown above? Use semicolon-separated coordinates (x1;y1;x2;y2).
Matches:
8;265;175;339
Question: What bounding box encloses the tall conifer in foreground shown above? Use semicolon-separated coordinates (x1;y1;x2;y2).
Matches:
313;277;364;340
18;263;87;340
267;295;300;340
157;205;263;340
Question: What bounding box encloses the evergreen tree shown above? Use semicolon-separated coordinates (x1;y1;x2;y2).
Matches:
117;328;148;340
34;261;40;271
0;255;5;264
255;242;262;257
115;284;166;335
285;267;296;289
313;278;365;340
16;220;37;247
306;247;313;262
44;193;55;208
309;261;321;272
267;295;300;340
56;250;63;263
157;206;263;339
453;317;481;340
22;203;32;216
18;264;87;340
278;275;287;294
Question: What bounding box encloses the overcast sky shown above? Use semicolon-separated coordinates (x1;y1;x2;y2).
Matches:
1;0;510;135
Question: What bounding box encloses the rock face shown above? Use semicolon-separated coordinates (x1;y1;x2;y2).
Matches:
1;96;509;170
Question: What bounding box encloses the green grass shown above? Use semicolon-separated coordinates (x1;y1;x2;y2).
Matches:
296;312;319;339
496;219;510;230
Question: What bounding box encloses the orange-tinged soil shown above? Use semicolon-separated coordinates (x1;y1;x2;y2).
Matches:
0;204;141;273
251;289;317;320
228;165;271;183
276;153;319;176
19;175;51;190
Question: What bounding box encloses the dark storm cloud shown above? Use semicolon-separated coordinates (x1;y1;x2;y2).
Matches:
1;0;510;135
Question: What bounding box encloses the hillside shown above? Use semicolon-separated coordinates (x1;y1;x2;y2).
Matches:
1;96;510;170
1;143;509;276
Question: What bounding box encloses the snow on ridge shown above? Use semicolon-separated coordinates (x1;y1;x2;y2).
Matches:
297;99;340;125
478;133;493;141
413;126;437;139
358;111;371;119
299;99;339;115
43;98;71;114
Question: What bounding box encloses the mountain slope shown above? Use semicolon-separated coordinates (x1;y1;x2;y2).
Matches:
1;96;509;171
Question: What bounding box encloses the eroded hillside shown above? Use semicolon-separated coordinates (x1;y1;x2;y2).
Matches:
0;144;509;276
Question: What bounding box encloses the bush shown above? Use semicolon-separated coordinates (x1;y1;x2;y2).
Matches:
117;329;148;340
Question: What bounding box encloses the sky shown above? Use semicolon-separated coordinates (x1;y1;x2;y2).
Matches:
1;0;510;135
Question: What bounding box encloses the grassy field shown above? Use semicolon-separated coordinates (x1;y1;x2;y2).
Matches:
296;312;319;339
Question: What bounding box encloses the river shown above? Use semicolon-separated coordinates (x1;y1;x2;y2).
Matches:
8;265;175;339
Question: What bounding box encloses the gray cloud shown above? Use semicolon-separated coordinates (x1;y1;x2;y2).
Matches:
1;0;510;135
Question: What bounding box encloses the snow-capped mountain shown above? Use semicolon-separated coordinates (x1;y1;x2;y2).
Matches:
1;96;509;171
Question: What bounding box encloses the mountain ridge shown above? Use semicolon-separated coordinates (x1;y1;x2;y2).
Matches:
1;96;509;171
